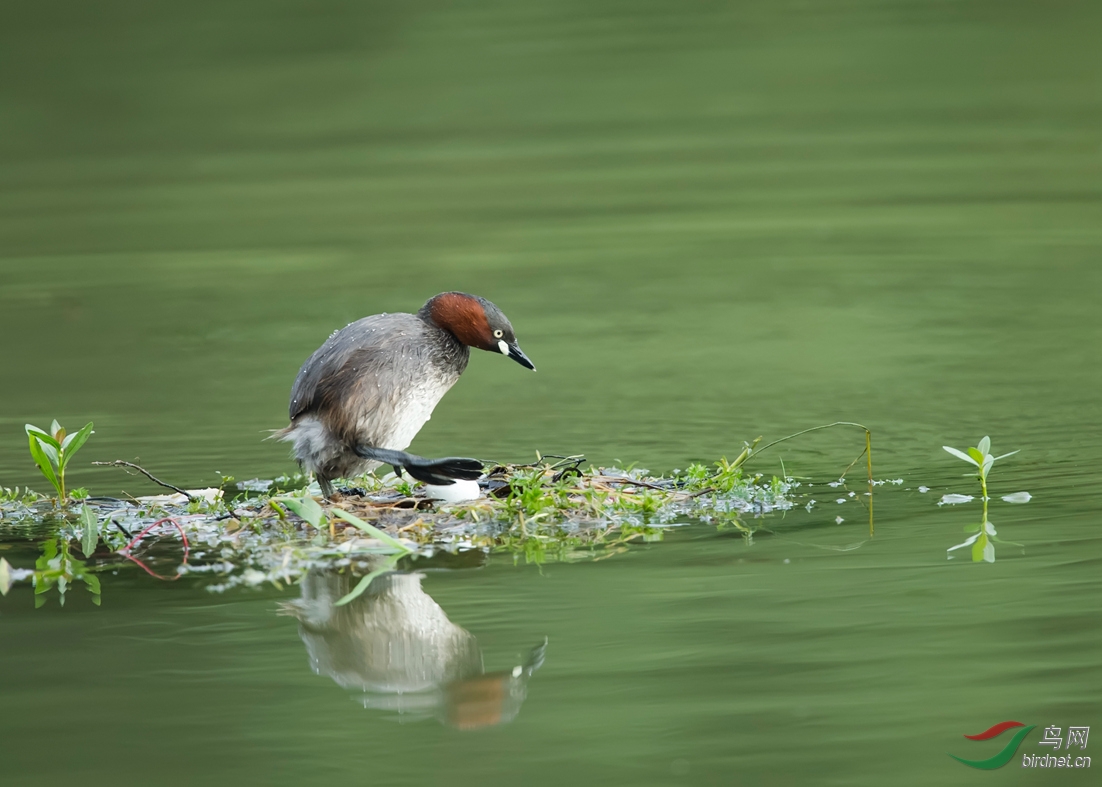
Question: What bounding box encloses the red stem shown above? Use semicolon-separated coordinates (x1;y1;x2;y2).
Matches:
119;517;190;580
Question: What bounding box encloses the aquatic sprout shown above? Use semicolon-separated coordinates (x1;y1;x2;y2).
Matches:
0;486;40;506
943;437;1027;563
942;436;1018;502
25;420;94;505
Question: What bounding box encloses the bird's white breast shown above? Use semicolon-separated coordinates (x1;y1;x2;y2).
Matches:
373;376;456;451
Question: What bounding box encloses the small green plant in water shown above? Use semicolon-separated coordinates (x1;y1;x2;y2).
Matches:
25;420;94;505
943;436;1017;503
503;468;570;520
1;486;41;505
943;437;1024;563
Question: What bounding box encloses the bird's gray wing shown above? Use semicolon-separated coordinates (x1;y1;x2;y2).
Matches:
288;314;406;422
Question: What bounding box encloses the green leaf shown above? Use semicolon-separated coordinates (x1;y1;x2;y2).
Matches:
28;436;62;497
981;454;994;477
992;450;1020;462
80;504;98;557
50;420;62;438
977;436;991;455
273;495;326;528
334;555;402;606
83;573;101;595
967;447;986;465
943;446;980;467
61;422;94;459
25;424;60;450
330;508;411;552
32;435;61;468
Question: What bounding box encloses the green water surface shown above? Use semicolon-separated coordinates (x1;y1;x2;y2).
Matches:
2;2;1100;785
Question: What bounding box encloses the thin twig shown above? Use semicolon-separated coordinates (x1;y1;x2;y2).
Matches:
837;446;868;480
92;460;196;501
748;422;871;462
492;453;586;471
589;475;671;492
738;421;875;536
544;455;586;471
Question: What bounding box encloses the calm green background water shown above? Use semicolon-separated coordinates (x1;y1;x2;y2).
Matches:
2;1;1100;784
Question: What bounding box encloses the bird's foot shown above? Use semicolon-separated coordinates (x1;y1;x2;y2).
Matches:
353;446;485;486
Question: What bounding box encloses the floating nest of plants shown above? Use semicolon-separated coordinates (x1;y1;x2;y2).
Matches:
1;453;802;602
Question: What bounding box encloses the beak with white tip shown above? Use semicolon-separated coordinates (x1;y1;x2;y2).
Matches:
499;340;535;371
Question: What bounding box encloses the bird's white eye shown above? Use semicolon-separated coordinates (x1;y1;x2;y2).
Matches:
493;329;504;338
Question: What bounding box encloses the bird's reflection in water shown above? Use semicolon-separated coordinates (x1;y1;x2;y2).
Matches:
281;568;546;729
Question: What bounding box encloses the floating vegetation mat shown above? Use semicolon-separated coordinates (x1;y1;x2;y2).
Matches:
2;431;1038;605
0;456;813;602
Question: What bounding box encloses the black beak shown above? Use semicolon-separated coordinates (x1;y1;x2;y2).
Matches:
506;342;536;371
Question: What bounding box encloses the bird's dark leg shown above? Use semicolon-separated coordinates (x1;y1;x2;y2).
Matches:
354;446;484;486
317;475;335;499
